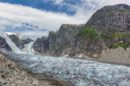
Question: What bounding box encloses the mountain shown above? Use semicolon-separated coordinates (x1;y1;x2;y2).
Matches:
86;4;130;32
33;24;84;56
9;34;32;49
3;22;48;32
0;3;85;40
0;37;11;51
33;4;130;65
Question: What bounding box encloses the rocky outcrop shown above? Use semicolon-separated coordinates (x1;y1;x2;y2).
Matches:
9;34;32;49
99;48;130;65
33;24;84;56
87;4;130;32
0;37;11;51
72;4;130;57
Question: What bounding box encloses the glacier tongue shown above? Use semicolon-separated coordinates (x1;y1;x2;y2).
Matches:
0;32;35;54
0;32;23;53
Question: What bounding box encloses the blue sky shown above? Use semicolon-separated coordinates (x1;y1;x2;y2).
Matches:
0;0;82;15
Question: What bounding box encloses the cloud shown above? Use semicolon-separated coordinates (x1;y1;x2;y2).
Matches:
0;2;85;32
65;0;130;25
53;0;64;4
0;0;130;38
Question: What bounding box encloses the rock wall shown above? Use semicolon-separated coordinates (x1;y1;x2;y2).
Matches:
33;24;84;56
9;34;32;49
99;48;130;65
33;4;130;61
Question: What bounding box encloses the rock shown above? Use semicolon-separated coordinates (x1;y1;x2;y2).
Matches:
9;34;32;49
87;4;130;32
33;4;130;60
33;24;84;56
86;4;130;48
99;47;130;65
0;37;11;51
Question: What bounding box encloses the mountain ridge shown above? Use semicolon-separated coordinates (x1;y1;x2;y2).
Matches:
33;4;130;65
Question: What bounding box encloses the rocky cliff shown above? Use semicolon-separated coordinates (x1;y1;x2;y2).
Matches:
33;4;130;59
9;34;32;49
33;24;84;56
0;37;11;51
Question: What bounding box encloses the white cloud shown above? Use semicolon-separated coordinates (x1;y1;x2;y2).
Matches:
53;0;64;4
0;0;130;38
0;2;85;32
69;0;130;22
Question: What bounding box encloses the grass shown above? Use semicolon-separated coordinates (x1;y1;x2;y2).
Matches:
110;42;129;49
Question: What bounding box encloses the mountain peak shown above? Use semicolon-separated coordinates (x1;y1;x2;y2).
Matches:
86;4;130;32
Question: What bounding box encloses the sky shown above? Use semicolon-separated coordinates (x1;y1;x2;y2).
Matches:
0;0;130;38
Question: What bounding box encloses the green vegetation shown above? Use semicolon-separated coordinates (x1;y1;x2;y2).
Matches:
78;26;99;41
110;42;129;49
101;32;130;49
78;26;130;49
101;32;129;40
111;32;129;39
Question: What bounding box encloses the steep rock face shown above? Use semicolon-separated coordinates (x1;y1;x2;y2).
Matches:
0;37;11;51
9;34;32;49
87;4;130;32
71;4;130;58
84;4;130;51
33;36;49;54
33;24;84;56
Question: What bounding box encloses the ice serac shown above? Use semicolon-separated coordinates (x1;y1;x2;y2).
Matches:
22;41;35;54
0;51;130;86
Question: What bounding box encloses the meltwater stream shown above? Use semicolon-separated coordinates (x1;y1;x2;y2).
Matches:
0;32;130;86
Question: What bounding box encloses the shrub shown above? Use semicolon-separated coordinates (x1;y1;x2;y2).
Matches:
78;26;99;41
110;42;129;49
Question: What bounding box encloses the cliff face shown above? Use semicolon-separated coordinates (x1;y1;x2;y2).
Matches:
33;24;84;56
87;4;130;32
71;4;130;57
33;4;130;59
9;34;32;49
0;37;11;51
